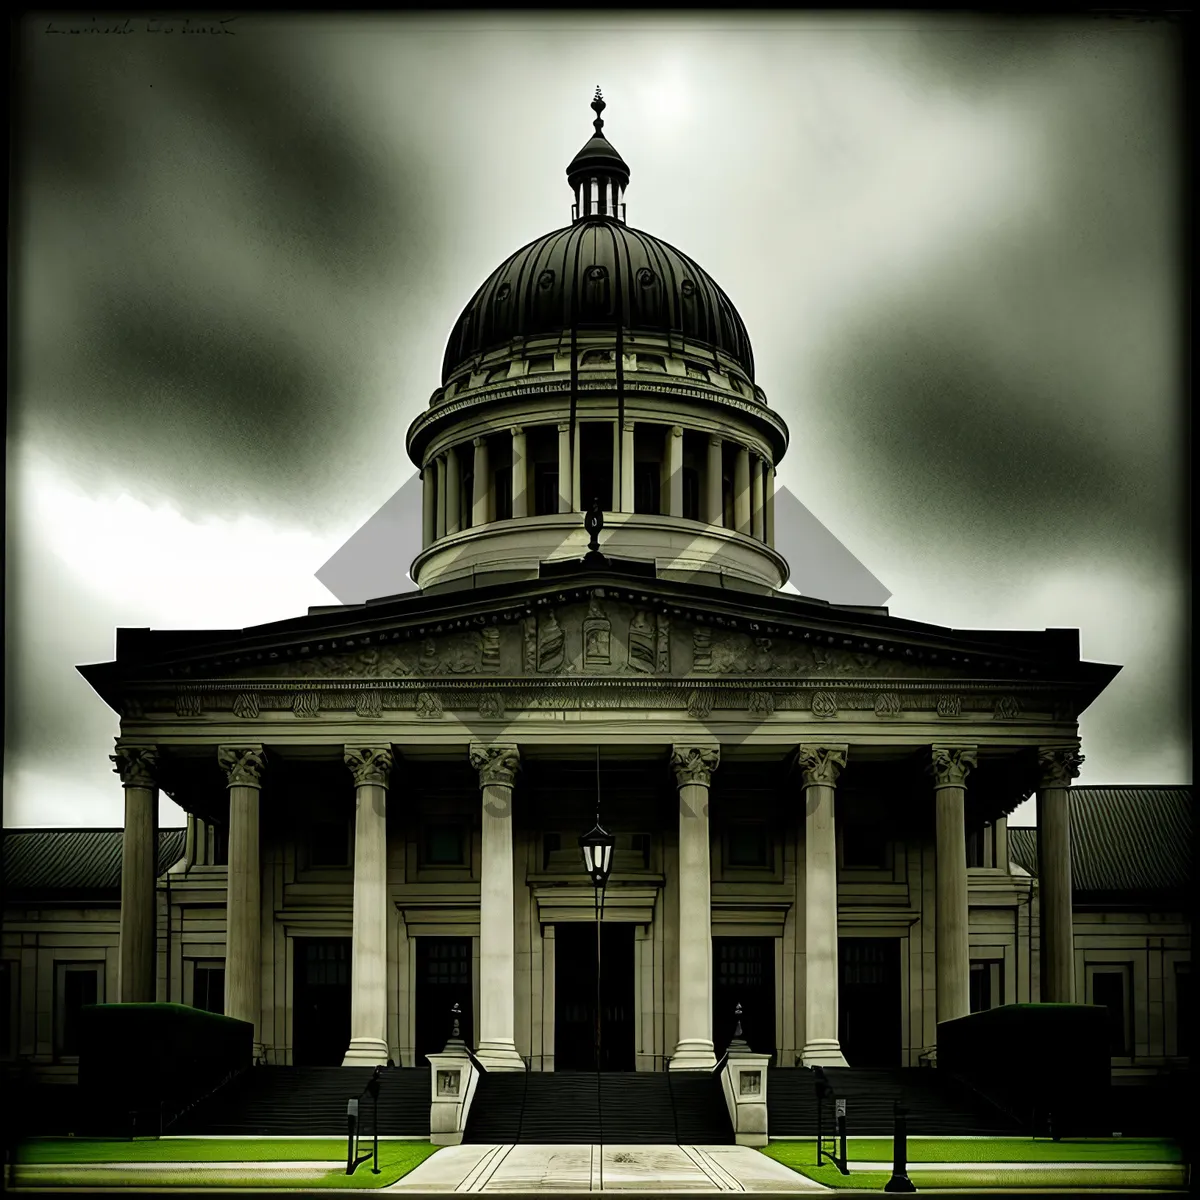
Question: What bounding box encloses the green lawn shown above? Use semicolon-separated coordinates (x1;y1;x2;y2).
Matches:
13;1138;439;1190
762;1138;1188;1191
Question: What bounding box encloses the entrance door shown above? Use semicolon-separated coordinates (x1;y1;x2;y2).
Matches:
713;937;776;1058
415;937;473;1067
838;937;902;1067
293;938;352;1066
554;923;635;1071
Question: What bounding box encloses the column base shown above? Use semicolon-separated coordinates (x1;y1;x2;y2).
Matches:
668;1039;718;1071
342;1037;389;1067
801;1039;849;1068
474;1039;526;1072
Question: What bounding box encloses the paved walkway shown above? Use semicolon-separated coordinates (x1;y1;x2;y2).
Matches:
852;1161;1177;1171
388;1145;828;1192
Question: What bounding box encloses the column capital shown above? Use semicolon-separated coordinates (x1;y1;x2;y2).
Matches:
558;421;570;433
111;745;158;789
709;434;722;446
1037;745;1085;788
796;744;847;788
473;435;486;448
470;743;521;789
218;745;266;789
670;744;720;788
510;425;524;437
623;419;635;432
345;746;394;788
930;744;978;789
670;424;683;437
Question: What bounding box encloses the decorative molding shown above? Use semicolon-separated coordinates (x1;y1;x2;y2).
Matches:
293;691;321;718
628;610;656;673
796;744;847;789
583;589;611;668
537;612;565;673
110;745;158;789
993;694;1022;720
937;694;961;718
355;689;383;718
930;745;978;789
470;743;521;789
811;690;838;718
748;690;775;716
478;691;506;720
218;745;266;789
415;691;444;719
345;746;394;788
686;690;714;720
232;692;260;719
176;689;203;717
874;691;901;717
670;744;720;788
656;613;671;673
1037;746;1085;788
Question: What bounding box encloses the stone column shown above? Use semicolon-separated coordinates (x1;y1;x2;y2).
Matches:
422;465;437;547
611;421;621;512
510;427;528;519
445;447;462;535
218;745;266;1048
571;422;582;512
435;456;448;540
667;425;684;517
931;745;976;1025
751;457;765;540
111;746;159;1004
706;436;724;526
669;744;720;1070
798;743;849;1067
764;463;776;546
557;423;572;513
472;436;491;527
621;421;635;511
1037;746;1083;1003
343;746;394;1066
734;445;751;534
469;743;525;1071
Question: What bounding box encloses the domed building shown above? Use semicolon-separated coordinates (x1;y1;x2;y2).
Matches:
16;93;1187;1145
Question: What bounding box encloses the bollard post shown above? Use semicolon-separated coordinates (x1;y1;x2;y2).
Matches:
836;1099;847;1171
346;1098;359;1175
884;1100;916;1193
369;1066;382;1175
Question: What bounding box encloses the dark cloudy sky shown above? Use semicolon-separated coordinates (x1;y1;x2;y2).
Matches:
7;13;1187;829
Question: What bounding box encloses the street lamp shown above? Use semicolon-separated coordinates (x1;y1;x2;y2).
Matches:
579;747;615;1072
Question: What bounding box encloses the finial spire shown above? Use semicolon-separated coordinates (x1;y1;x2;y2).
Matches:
592;86;606;135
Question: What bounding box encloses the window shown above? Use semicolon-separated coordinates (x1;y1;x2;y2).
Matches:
192;961;226;1014
309;819;351;868
634;462;661;515
580;349;613;367
1090;965;1133;1056
631;833;651;869
527;355;555;373
682;467;700;521
966;824;995;868
685;361;709;381
0;961;13;1058
728;823;769;868
485;364;509;384
212;824;229;866
56;963;103;1058
534;463;559;517
423;824;466;867
579;422;614;512
1175;965;1190;1058
637;354;666;372
494;465;513;521
970;960;1004;1012
542;832;562;871
843;824;890;869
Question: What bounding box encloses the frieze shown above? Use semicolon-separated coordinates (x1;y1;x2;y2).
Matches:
686;690;715;720
233;692;260;719
293;691;321;718
811;691;838;718
478;692;506;720
176;689;203;717
874;691;901;717
937;694;962;718
355;690;383;718
416;691;444;719
993;695;1022;720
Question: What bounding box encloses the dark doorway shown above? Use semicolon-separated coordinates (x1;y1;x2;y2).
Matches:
713;937;776;1058
838;937;902;1067
554;922;635;1071
293;938;351;1066
415;937;474;1067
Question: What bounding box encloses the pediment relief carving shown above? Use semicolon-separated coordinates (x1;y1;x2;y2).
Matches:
205;595;1016;684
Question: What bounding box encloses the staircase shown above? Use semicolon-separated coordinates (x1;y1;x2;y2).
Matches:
463;1071;734;1144
169;1067;431;1136
768;1067;1021;1137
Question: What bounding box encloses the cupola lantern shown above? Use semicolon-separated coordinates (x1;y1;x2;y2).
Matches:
567;87;629;223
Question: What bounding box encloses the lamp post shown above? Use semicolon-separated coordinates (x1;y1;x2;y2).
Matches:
579;748;615;1072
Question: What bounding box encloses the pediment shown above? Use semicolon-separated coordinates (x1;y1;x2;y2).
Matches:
213;591;1009;684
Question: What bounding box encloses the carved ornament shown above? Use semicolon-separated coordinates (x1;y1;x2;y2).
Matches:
478;692;506;720
111;745;158;789
233;692;260;719
218;745;266;789
796;744;847;789
937;694;961;718
345;746;394;788
1037;746;1084;789
670;744;720;788
416;691;444;719
930;745;978;789
356;690;383;718
470;743;521;789
176;689;203;717
811;690;838;718
686;690;715;720
994;695;1022;720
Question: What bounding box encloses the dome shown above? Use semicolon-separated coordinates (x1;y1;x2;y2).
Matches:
441;223;756;385
440;88;754;385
